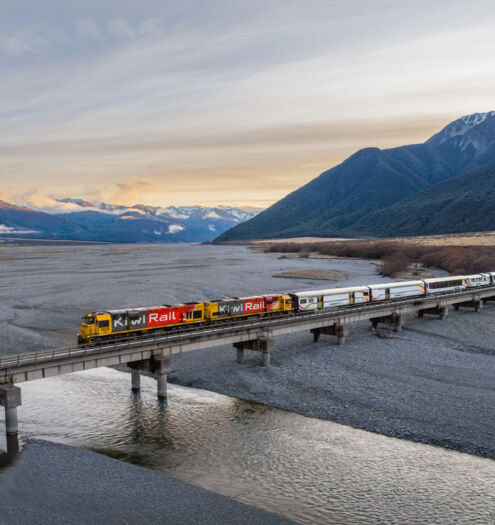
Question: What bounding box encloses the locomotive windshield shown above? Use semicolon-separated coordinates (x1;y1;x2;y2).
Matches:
84;315;96;324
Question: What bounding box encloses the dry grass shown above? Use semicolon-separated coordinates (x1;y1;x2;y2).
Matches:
255;231;495;247
265;240;495;278
387;231;495;247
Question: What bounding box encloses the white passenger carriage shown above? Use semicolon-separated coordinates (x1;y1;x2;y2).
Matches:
423;276;466;294
486;272;495;284
292;286;370;312
465;274;491;287
368;280;425;301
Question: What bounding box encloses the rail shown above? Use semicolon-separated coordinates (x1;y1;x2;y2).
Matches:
1;285;494;371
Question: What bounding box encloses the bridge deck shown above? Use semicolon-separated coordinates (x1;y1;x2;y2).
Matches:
2;286;495;385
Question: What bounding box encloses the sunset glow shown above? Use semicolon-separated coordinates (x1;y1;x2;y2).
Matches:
2;1;495;207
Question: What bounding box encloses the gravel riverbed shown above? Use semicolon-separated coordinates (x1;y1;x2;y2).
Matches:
0;440;295;524
1;243;493;458
1;243;494;523
168;306;495;458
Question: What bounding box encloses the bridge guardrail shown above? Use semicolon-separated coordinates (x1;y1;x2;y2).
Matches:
1;286;493;371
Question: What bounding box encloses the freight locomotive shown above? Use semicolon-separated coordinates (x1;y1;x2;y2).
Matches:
77;272;495;345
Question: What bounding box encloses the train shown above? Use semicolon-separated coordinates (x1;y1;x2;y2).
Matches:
77;272;495;345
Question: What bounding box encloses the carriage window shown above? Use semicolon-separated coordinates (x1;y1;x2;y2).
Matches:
193;311;202;319
98;320;109;328
431;280;462;289
300;299;307;304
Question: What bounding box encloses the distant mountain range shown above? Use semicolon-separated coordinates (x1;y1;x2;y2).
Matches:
217;111;495;240
0;198;259;243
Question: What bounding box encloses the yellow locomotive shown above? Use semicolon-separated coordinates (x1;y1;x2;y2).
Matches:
78;294;292;345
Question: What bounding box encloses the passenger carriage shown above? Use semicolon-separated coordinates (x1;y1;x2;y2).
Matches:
78;271;495;346
368;281;425;301
465;274;492;287
292;286;370;312
423;276;467;294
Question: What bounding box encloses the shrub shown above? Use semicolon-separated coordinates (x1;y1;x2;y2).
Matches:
265;240;495;277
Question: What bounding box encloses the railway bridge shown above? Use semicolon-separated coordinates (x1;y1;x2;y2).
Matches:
1;286;495;439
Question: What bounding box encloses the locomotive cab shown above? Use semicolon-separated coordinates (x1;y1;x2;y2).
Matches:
78;312;112;345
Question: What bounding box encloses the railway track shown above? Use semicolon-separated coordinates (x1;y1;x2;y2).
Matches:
1;285;494;372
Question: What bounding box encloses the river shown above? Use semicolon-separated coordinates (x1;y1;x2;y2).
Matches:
1;368;494;524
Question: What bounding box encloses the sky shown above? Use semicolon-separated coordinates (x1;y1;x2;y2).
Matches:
2;0;495;209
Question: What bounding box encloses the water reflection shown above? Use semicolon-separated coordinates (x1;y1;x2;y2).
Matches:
1;368;494;524
0;434;19;468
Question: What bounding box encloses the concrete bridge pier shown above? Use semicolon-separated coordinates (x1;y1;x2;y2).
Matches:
0;386;22;436
152;357;171;399
417;305;449;319
233;333;274;366
370;313;403;332
7;433;19;456
127;359;151;393
311;324;348;345
131;369;141;392
235;346;245;364
456;298;483;312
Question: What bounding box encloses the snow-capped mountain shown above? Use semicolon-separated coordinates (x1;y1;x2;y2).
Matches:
218;110;495;241
427;111;495;155
58;198;258;224
0;198;260;243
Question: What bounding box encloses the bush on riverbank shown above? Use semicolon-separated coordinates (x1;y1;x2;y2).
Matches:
265;241;495;277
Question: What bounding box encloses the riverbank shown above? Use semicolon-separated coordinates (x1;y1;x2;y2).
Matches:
0;440;295;524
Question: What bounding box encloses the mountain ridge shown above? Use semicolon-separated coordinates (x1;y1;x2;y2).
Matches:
0;198;259;243
216;111;495;241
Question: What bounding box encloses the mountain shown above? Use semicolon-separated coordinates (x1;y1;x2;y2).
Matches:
0;199;259;243
216;111;495;240
351;160;495;236
0;200;87;238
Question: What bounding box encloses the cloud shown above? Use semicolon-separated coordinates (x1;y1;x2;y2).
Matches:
0;224;39;234
76;19;102;40
108;178;167;206
1;27;44;56
107;18;136;39
139;18;162;38
0;191;86;214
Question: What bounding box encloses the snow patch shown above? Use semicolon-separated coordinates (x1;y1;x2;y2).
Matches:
434;111;495;142
166;224;185;234
0;224;39;234
204;211;221;219
156;207;190;219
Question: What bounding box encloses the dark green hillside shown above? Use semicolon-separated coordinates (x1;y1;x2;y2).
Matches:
354;161;495;237
217;146;437;240
216;111;495;241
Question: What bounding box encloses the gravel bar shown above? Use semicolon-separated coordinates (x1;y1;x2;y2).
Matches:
0;440;296;525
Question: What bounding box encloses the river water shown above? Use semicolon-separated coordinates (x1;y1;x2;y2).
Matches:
1;368;494;524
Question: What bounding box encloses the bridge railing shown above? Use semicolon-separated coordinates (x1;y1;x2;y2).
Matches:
1;285;493;371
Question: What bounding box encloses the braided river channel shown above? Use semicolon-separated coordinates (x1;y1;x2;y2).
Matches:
1;244;495;523
1;367;494;524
